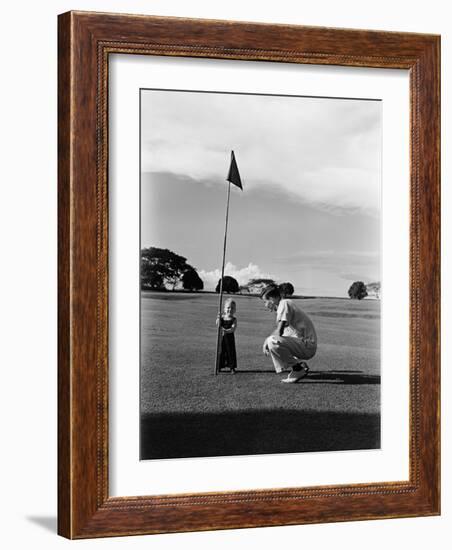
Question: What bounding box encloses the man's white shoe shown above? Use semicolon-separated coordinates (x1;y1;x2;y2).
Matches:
276;367;291;374
281;364;309;384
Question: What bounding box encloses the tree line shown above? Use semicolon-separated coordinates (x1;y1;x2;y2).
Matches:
348;280;381;300
141;247;294;295
141;247;380;299
141;247;204;291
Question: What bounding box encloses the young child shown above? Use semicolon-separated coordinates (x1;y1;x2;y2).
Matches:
216;298;238;373
261;285;317;383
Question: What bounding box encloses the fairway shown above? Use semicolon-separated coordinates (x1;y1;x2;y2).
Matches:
140;291;380;459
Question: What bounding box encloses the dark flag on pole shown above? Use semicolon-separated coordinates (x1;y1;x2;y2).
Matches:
226;150;243;190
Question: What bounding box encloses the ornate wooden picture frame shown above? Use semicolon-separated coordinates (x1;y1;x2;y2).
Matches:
58;11;440;539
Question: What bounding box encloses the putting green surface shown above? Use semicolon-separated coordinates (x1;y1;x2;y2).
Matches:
141;291;380;414
140;291;380;458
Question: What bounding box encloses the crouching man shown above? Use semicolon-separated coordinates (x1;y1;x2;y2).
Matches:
261;285;317;384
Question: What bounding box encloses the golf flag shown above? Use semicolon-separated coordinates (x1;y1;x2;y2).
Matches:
226;150;243;190
214;151;243;375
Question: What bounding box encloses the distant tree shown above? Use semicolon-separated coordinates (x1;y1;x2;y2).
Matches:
246;278;276;295
366;281;381;299
141;247;193;290
215;276;240;294
348;281;368;300
279;282;295;297
182;269;204;291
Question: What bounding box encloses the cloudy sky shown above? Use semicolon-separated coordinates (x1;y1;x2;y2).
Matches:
141;89;381;297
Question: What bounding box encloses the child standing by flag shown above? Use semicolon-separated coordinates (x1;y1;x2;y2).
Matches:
216;299;238;373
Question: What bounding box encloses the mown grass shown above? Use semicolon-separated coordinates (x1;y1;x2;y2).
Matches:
140;292;380;459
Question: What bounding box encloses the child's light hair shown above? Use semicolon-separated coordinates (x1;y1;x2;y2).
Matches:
223;298;236;313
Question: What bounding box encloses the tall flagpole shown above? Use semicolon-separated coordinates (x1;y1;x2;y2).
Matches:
214;180;232;375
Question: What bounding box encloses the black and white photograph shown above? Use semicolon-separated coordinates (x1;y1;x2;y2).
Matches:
140;88;381;460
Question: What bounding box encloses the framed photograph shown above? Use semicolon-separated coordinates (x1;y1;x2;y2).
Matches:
58;11;440;538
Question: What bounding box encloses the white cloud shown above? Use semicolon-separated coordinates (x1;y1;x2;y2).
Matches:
141;91;381;215
198;262;273;290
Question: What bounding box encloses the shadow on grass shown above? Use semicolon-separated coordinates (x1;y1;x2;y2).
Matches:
140;409;380;460
306;371;380;385
229;369;276;374
221;370;380;385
